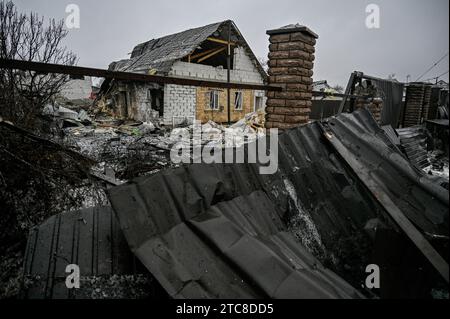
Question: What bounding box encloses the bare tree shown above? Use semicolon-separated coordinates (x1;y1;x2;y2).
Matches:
332;85;344;93
0;0;77;128
258;56;268;72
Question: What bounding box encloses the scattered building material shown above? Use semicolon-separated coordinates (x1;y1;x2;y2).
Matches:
397;126;430;169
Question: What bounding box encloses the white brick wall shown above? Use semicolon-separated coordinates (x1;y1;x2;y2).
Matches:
163;84;196;125
169;46;264;84
234;47;257;72
60;77;92;100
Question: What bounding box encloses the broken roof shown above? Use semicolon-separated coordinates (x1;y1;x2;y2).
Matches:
109;20;267;81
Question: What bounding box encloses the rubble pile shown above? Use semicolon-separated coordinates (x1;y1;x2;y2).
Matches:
170;110;266;150
426;150;450;182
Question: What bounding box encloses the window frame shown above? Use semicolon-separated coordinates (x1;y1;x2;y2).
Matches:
254;95;263;111
234;91;243;110
208;90;220;110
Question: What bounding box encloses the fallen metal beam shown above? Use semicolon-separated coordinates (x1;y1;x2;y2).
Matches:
0;59;281;91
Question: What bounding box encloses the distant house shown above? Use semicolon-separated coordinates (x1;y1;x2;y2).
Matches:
312;80;340;100
59;76;93;101
435;80;449;90
98;20;267;125
312;80;332;92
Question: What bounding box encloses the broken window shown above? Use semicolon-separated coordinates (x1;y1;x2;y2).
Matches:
147;88;164;116
234;91;243;110
209;90;220;110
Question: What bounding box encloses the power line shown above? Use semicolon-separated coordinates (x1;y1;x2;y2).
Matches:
423;70;449;83
415;52;449;82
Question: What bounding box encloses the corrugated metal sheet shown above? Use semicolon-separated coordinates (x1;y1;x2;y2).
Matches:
321;112;448;282
326;113;447;236
23;109;448;299
107;108;448;298
22;206;139;299
108;181;363;298
397;126;430;169
372;79;404;127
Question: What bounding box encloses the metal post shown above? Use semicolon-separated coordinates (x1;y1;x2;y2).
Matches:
227;21;231;126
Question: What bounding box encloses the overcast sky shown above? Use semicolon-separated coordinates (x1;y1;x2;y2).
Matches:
14;0;449;87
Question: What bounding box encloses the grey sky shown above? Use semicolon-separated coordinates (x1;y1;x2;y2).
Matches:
13;0;449;87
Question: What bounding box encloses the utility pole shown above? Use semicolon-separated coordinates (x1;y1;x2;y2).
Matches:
227;20;231;126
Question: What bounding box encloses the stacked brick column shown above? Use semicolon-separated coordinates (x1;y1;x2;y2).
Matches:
265;24;318;129
403;82;432;127
421;84;432;121
355;98;383;123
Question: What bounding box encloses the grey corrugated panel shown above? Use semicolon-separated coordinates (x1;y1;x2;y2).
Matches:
326;112;448;236
381;125;401;146
22;206;138;299
321;113;449;282
310;100;341;120
102;108;448;298
108;183;363;298
373;79;404;127
107;109;448;298
397;126;430;169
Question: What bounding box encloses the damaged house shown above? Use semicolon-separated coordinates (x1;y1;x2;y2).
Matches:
98;20;267;125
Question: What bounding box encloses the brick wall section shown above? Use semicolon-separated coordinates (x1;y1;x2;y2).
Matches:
355;98;383;123
265;25;318;129
196;88;254;123
163;84;197;125
403;82;432;127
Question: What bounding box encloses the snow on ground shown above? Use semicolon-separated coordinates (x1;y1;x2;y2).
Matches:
423;150;449;181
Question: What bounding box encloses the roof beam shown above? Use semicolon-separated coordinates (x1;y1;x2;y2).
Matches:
0;59;280;91
206;37;236;46
189;48;221;61
197;47;227;63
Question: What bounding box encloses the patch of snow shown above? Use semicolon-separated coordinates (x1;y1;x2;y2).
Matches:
283;178;325;255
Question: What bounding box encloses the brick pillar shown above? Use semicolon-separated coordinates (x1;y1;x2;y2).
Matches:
265;24;318;129
403;82;432;127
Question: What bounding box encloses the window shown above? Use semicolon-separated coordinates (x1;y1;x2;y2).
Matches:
209;90;219;110
234;91;243;110
254;96;264;111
